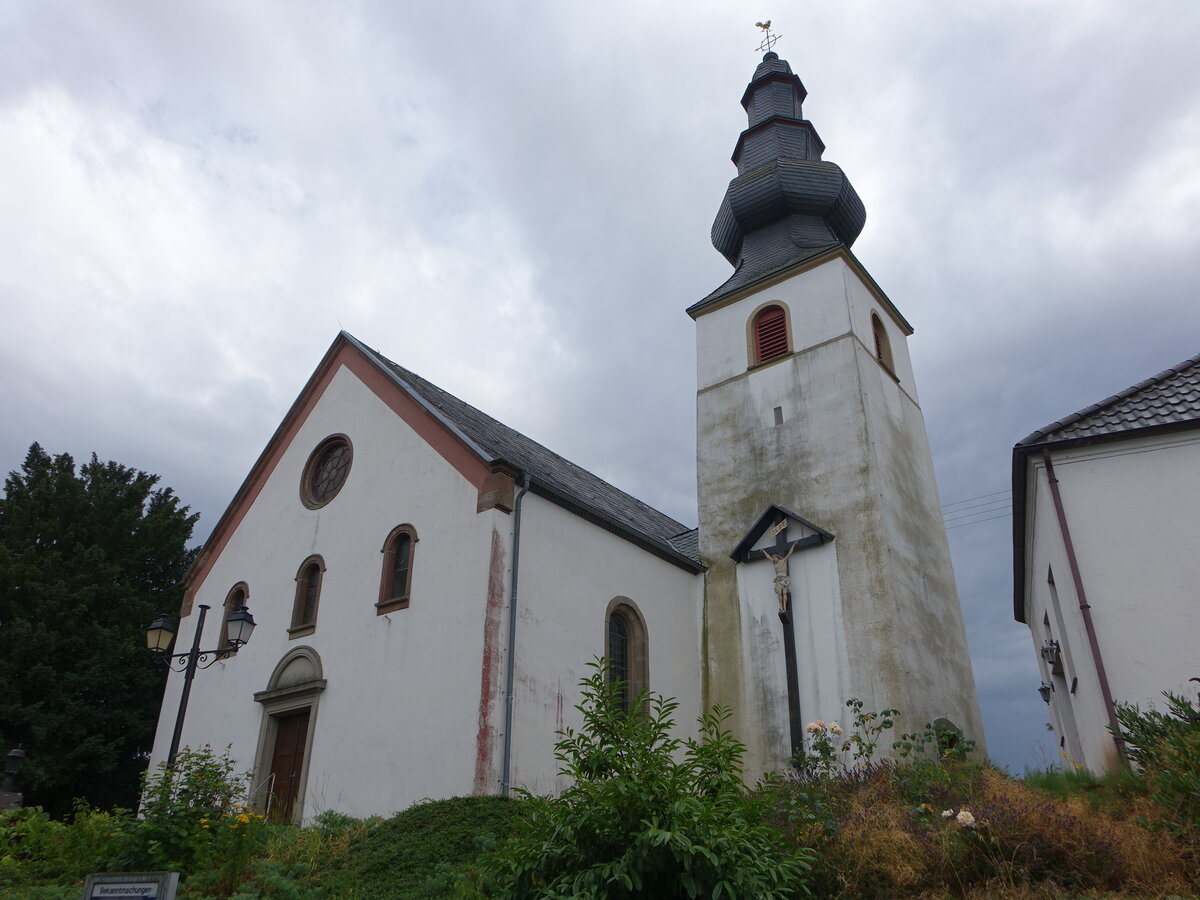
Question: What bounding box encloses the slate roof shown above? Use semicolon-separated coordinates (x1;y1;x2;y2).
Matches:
1011;350;1200;623
345;334;703;571
1017;352;1200;447
688;238;837;313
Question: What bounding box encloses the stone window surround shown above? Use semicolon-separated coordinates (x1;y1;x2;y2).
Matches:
300;434;353;510
377;524;419;615
604;597;649;705
745;300;794;369
289;555;325;638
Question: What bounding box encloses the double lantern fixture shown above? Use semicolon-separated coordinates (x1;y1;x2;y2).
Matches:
145;603;257;768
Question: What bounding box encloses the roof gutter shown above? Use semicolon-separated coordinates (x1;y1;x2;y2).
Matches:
1040;450;1127;766
499;472;532;796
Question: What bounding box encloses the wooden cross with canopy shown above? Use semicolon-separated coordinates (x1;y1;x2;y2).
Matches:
731;505;834;764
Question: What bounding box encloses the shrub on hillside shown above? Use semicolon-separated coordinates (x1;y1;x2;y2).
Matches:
1114;688;1200;842
470;661;813;899
773;755;1193;899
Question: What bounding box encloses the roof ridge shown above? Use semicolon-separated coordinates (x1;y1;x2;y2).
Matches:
1019;350;1200;446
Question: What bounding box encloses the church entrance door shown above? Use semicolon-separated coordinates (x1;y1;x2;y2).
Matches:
268;708;310;822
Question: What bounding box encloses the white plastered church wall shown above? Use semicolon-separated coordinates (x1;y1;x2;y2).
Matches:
149;364;508;821
509;493;703;796
1023;430;1200;772
696;255;985;775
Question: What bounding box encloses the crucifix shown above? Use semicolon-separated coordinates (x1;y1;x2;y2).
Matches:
745;513;820;765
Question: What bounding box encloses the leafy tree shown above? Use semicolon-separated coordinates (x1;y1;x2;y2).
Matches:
473;661;813;898
0;443;198;815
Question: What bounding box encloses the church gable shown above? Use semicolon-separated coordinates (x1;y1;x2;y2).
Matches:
183;333;503;613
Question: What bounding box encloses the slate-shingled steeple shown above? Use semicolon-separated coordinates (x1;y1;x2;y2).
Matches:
699;51;866;310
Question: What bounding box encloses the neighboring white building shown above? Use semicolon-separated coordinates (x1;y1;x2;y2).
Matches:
149;51;983;821
1013;353;1200;773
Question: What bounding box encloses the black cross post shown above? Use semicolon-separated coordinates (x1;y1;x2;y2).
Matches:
745;516;821;765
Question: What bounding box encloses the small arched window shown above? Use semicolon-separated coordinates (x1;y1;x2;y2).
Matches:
377;525;418;614
221;582;249;650
290;556;325;637
604;599;648;713
871;313;895;375
752;304;790;364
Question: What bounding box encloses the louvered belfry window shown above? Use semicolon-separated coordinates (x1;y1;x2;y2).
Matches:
753;305;789;363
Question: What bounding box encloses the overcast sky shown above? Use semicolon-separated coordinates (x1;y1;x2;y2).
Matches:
4;1;1199;774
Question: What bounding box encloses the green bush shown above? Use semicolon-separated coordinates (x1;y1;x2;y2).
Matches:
1114;689;1200;839
108;744;263;876
0;804;128;892
471;661;813;899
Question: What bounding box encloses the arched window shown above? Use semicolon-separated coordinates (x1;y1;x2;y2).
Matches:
290;556;325;637
377;525;418;614
221;582;249;650
752;304;790;364
604;599;648;713
871;313;895;375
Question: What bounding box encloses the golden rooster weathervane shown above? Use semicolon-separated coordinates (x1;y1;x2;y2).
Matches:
755;20;781;53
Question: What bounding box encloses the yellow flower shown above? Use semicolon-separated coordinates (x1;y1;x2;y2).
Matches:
236;813;251;824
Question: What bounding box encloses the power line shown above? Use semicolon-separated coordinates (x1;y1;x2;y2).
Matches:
942;502;1010;524
945;511;1012;530
941;488;1009;511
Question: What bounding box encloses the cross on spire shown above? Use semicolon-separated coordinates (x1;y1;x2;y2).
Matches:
755;20;781;54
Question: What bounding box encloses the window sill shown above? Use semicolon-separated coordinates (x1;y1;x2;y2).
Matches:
375;598;410;615
747;350;796;372
873;356;900;383
288;624;316;639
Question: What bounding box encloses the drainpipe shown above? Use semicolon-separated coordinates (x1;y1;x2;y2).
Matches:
500;473;532;796
1041;450;1127;766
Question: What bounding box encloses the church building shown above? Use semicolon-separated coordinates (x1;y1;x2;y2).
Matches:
149;50;984;822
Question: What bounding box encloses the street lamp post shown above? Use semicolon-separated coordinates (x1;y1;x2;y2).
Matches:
146;603;256;769
0;747;26;810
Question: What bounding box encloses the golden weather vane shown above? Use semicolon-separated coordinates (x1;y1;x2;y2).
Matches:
755;20;781;53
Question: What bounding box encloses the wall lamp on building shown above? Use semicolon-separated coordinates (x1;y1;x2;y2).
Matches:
1038;682;1052;704
1040;639;1062;673
146;603;256;769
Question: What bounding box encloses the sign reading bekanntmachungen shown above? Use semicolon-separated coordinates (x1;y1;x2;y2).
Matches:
82;871;179;900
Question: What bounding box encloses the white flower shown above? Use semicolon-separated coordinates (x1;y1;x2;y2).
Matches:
829;722;843;735
805;720;826;734
941;809;954;818
955;809;976;827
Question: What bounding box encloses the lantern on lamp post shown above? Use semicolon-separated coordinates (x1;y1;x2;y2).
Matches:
146;603;256;769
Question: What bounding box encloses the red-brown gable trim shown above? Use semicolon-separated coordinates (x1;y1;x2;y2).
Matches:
180;334;496;617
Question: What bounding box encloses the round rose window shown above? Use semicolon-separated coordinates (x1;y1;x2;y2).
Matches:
301;435;352;508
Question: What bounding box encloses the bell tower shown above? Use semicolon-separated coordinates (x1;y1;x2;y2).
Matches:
691;51;984;773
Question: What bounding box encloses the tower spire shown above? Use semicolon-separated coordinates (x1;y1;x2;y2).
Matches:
701;50;865;309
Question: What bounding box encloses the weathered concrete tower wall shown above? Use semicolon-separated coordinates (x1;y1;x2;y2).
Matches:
690;52;984;776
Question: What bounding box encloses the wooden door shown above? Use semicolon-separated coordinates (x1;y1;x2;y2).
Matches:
268;709;310;822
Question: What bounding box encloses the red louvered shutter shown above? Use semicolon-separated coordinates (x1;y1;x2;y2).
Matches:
754;306;789;362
